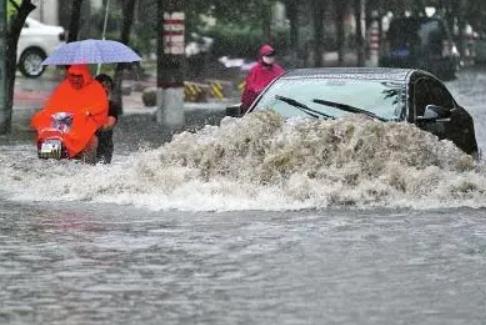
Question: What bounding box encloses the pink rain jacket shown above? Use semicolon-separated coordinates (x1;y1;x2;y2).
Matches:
241;44;285;112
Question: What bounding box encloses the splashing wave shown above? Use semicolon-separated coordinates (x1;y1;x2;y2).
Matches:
1;111;485;211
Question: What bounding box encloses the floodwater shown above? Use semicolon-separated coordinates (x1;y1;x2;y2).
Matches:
1;69;486;324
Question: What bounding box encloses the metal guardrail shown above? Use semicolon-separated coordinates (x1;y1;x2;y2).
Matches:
209;80;224;100
184;80;239;102
184;82;206;102
238;81;245;93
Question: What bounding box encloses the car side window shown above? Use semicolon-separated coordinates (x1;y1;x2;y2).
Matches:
413;79;432;117
428;79;455;109
414;77;455;118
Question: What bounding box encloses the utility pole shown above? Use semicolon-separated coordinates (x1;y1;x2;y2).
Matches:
286;0;299;63
0;0;6;133
112;0;136;114
156;0;185;130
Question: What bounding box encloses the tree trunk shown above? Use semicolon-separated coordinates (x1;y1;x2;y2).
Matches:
112;0;137;115
68;0;83;42
1;0;36;134
453;0;466;58
286;0;299;63
312;0;324;67
354;0;366;66
444;0;458;49
58;1;71;30
334;0;346;65
262;1;272;42
157;0;185;129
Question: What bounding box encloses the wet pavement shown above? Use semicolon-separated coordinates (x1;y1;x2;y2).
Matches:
1;67;486;324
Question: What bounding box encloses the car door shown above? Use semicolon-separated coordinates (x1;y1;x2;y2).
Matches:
412;75;477;154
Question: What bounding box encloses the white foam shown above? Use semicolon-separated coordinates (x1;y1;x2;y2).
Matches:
1;111;485;211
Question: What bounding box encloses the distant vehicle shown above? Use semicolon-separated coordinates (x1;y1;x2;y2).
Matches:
18;17;65;78
245;68;479;157
475;34;486;64
380;17;459;80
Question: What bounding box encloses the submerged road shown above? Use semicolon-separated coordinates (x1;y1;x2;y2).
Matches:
0;67;486;324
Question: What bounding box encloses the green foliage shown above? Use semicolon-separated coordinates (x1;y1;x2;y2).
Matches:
131;0;157;56
187;0;275;26
7;0;21;21
121;0;284;58
184;0;289;58
205;23;289;58
205;24;263;58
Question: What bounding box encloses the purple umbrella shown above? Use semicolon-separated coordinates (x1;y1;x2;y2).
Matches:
42;39;141;65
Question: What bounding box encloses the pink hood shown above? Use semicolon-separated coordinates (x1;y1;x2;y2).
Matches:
258;44;276;59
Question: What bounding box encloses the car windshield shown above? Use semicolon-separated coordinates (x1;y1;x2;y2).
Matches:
253;78;406;121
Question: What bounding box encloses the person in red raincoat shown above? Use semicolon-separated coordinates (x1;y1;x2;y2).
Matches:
241;44;285;113
31;64;108;163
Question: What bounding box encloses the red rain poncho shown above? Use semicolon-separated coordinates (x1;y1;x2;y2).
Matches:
31;65;108;157
241;44;285;112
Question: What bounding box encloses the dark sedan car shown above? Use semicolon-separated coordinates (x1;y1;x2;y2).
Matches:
246;68;478;156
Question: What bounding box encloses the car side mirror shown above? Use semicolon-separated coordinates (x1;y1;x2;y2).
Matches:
416;104;451;122
226;103;242;118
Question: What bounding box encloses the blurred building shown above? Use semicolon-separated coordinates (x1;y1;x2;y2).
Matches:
30;0;102;26
30;0;59;25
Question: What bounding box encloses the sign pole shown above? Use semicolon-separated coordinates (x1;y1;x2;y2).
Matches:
156;0;185;130
0;0;6;133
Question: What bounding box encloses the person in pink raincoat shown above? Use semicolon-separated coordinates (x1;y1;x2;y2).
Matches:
241;44;285;113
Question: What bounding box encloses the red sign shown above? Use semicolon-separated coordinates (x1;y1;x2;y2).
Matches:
163;12;185;55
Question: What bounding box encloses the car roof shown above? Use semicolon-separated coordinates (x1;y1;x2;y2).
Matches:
281;67;416;83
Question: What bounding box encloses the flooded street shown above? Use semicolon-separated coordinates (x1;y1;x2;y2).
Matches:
2;202;486;324
1;68;486;324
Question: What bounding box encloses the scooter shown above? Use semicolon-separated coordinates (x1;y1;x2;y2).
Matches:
37;112;72;160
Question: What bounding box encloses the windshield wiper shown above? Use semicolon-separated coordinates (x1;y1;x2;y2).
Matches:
312;99;388;122
275;95;334;119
